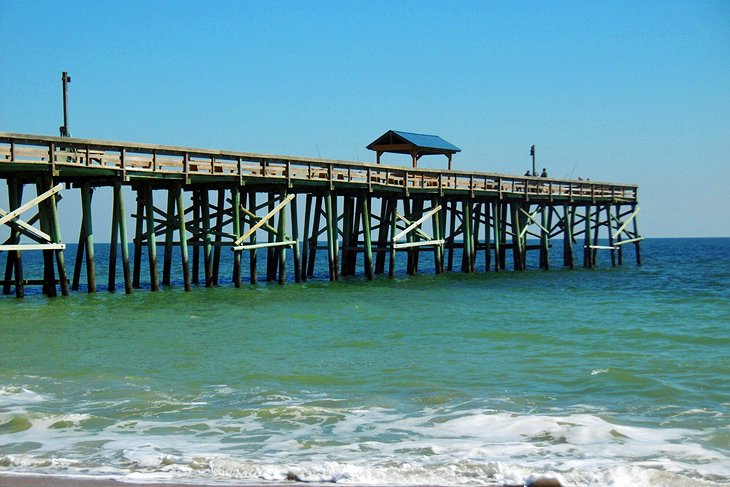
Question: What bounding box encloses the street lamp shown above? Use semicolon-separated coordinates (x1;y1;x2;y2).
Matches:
530;145;536;176
59;72;71;137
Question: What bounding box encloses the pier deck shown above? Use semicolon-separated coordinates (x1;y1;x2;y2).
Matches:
0;133;641;297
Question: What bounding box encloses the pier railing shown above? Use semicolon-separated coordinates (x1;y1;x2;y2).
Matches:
0;133;637;201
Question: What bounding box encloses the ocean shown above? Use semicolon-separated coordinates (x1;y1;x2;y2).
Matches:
0;238;728;486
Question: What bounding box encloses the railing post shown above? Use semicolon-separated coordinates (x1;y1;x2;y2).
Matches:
121;146;127;180
49;142;56;175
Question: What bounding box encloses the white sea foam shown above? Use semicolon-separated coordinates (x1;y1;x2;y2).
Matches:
1;403;728;486
0;386;48;406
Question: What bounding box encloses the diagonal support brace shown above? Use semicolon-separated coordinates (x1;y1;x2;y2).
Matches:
235;193;295;245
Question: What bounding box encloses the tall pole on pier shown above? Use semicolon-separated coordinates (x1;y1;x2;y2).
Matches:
530;145;536;176
60;72;71;137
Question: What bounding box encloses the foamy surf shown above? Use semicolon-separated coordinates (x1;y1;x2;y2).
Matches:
1;397;728;486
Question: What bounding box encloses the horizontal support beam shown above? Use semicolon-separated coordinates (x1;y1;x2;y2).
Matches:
393;239;445;249
233;239;296;251
0;243;66;251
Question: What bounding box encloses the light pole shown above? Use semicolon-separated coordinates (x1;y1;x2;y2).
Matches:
530;145;536;176
60;72;71;137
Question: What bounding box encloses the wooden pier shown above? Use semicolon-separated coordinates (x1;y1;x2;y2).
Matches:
0;132;642;297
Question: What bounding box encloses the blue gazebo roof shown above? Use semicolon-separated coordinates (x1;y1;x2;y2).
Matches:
366;130;460;169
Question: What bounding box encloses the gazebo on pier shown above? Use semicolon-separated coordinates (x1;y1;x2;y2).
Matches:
366;130;461;169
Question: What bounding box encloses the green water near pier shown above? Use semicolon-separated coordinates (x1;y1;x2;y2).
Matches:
1;238;729;486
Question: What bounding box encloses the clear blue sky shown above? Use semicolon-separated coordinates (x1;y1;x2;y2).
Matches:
1;0;729;237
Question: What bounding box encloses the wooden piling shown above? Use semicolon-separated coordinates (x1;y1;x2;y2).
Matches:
615;204;623;266
592;206;601;266
176;185;191;291
632;204;642;265
200;189;213;287
306;195;322;278
145;185;159;291
232;187;242;287
446;200;456;272
375;197;390;274
3;180;23;297
388;197;397;277
72;221;84;290
483;202;491;272
431;197;443;274
132;189;144;289
35;180;57;297
332;195;340;281
403;198;414;275
114;182;132;293
361;195;374;280
341;196;353;277
411;198;424;274
472;201;481;272
191;191;201;285
607;205;616;267
266;193;276;282
36;176;69;296
80;182;96;292
350;196;361;276
162;188;175;286
583;205;593;268
212;189;225;285
290;192;301;283
249;190;258;284
511;203;522;271
563;204;574;269
277;193;287;285
492;201;501;272
109;184;119;292
499;203;508;270
540;206;550;270
325;191;336;281
300;193;312;281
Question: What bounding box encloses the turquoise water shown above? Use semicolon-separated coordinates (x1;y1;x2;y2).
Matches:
1;238;729;486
